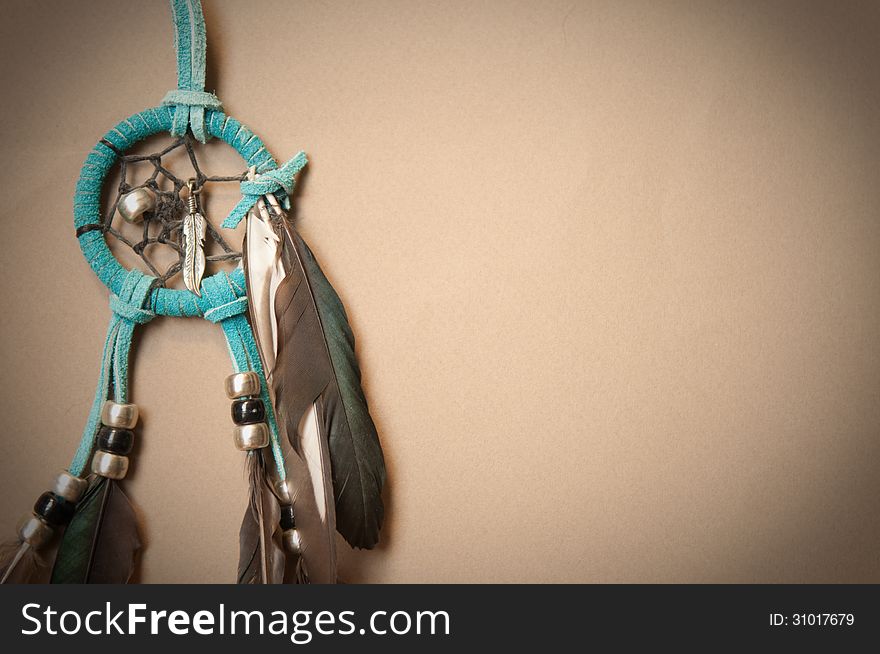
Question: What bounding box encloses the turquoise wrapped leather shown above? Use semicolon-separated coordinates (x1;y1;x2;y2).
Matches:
75;106;277;315
68;0;294;480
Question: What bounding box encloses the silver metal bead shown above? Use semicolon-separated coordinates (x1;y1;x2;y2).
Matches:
273;479;292;505
18;516;53;549
225;372;261;399
233;423;269;451
117;187;157;223
50;471;89;503
101;400;139;429
91;451;129;480
281;528;302;555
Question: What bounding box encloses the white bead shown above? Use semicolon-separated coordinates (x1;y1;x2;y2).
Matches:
101;400;139;429
225;372;261;399
233;423;269;451
50;471;89;503
91;451;129;480
118;187;157;223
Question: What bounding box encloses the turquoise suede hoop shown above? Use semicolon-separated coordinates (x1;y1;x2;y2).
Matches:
67;0;291;481
74;105;277;316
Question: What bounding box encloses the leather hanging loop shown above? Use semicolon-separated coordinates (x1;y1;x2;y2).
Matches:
162;0;221;142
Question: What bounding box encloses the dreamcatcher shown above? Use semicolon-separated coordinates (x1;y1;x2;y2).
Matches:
0;0;386;584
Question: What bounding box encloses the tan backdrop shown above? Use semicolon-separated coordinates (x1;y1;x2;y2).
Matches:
0;0;878;583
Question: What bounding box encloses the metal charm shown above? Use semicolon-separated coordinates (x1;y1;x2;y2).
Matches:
181;179;207;296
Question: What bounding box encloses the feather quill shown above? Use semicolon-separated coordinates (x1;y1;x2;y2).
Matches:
50;477;140;584
243;194;386;549
0;541;49;584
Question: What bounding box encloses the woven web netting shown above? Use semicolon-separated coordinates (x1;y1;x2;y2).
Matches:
94;134;248;287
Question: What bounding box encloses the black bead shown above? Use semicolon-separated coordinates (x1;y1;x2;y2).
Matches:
232;398;266;425
279;504;296;530
33;492;75;526
97;426;135;455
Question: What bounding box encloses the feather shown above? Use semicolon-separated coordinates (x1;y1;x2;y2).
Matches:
297;402;336;541
0;541;49;584
244;195;386;549
50;477;141;584
237;450;285;584
277;223;385;548
182;210;206;296
287;556;309;584
245;199;338;579
244;202;284;381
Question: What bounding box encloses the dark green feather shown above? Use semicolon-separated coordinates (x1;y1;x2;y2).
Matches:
271;224;386;549
51;477;140;584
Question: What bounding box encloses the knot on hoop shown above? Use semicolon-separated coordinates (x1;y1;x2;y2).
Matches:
68;268;156;475
110;270;157;325
162;89;223;143
110;295;156;325
222;151;308;229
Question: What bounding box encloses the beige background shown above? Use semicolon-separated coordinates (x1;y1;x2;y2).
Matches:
0;0;878;583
